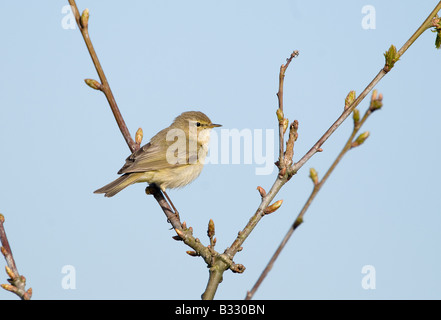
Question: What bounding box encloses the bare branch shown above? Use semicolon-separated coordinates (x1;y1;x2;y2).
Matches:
276;50;299;168
245;92;382;300
67;1;137;152
0;214;32;300
66;0;441;301
68;1;239;301
246;3;441;300
68;0;182;232
291;1;441;176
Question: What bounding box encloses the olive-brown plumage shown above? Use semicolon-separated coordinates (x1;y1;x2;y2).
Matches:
94;111;221;197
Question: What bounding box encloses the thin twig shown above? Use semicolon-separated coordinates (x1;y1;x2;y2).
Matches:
67;1;137;152
67;0;441;301
0;214;32;300
201;53;299;298
208;2;441;300
276;51;299;168
290;1;441;176
68;0;182;230
290;71;382;174
245;3;441;299
245;96;379;300
68;2;233;290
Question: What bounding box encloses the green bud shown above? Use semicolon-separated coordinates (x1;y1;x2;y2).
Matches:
264;200;283;215
84;78;102;90
294;216;303;227
345;90;356;109
276;108;284;121
282;118;289;134
371;100;383;111
436;30;441;49
352;108;360;124
352;131;370;148
384;45;399;71
309;168;318;185
80;8;89;29
369;91;383;112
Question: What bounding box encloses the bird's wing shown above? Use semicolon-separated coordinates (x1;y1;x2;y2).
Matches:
117;137;198;174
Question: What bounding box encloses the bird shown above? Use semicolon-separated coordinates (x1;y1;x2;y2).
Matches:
94;111;221;197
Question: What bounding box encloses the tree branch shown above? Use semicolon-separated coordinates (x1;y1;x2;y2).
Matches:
68;2;236;296
245;1;441;300
202;52;300;299
67;1;137;152
68;0;184;233
245;92;383;299
0;214;32;300
290;0;441;176
67;0;441;301
276;51;299;169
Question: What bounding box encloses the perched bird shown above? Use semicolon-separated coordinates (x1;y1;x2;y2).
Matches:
94;111;221;197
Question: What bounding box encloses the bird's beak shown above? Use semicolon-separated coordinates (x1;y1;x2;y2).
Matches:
208;123;222;128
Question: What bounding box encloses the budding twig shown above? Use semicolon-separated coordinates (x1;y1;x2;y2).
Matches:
290;0;441;177
276;50;299;169
0;214;32;300
68;1;137;152
69;0;181;236
246;90;384;300
68;2;249;302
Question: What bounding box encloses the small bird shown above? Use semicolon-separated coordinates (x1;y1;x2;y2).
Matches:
94;111;221;197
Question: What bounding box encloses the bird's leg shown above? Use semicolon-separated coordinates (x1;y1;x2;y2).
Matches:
163;190;180;222
147;184;182;230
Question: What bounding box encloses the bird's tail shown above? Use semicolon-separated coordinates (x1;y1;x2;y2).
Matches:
94;173;143;197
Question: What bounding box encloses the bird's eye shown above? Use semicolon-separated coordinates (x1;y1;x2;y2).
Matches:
196;122;201;127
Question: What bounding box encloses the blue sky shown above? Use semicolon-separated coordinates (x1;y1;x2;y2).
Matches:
0;0;440;299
